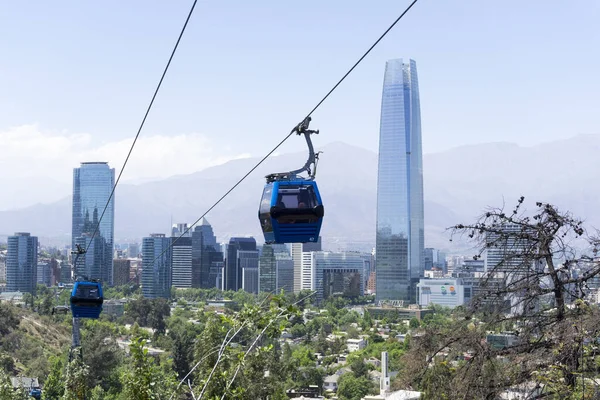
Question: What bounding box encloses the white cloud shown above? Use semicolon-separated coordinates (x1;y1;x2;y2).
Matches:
0;124;251;184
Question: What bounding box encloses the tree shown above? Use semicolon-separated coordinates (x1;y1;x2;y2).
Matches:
62;356;90;400
121;337;178;400
0;368;29;400
399;198;600;399
408;317;420;329
42;356;65;400
81;321;123;391
170;326;194;379
0;303;20;336
337;373;373;400
148;298;170;335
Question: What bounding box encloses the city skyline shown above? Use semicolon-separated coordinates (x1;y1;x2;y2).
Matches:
375;59;425;303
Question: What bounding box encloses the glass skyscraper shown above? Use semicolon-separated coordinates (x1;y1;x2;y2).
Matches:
72;162;115;284
142;234;172;299
375;58;425;302
6;232;38;294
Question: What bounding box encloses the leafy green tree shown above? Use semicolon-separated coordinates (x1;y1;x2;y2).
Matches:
121;337;179;400
170;326;194;379
362;310;373;330
147;298;170;335
350;358;369;379
0;368;29;399
0;353;16;374
337;373;373;400
42;356;65;400
0;303;20;336
62;356;90;400
420;361;454;400
81;321;123;391
409;317;420;329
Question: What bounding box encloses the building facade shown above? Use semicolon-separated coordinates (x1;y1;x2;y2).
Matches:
375;59;424;302
191;218;223;289
142;234;172;299
171;232;192;288
6;232;38;294
417;278;472;308
225;237;257;291
302;251;364;303
292;238;321;293
239;250;259;294
72;162;115;284
113;259;131;286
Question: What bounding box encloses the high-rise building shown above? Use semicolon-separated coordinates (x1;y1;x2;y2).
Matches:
301;251;364;303
191;218;223;289
6;232;38;293
259;245;277;293
240;250;259;294
0;255;6;282
375;59;424;302
142;234;172;299
127;243;140;258
72;162;115;284
37;261;52;287
292;237;321;293
225;237;257;291
171;224;192;288
113;259;131;286
60;262;72;283
259;245;294;294
275;253;294;293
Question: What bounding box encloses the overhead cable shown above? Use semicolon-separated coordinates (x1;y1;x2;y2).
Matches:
84;0;199;254
148;0;421;268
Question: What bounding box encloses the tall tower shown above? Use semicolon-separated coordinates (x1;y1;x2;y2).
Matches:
291;237;321;293
171;223;192;288
6;232;38;294
225;237;257;291
72;162;115;284
375;59;424;302
142;234;172;299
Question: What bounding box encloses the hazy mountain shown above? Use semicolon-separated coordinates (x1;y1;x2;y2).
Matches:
2;135;600;251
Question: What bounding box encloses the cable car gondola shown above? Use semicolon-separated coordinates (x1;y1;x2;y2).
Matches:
70;279;104;319
259;117;324;244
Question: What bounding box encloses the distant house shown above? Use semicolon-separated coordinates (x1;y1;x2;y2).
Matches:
11;377;40;390
347;338;367;352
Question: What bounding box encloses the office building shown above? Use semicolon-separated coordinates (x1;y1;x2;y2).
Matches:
225;237;257;291
6;232;38;294
292;237;321;293
191;218;223;289
72;162;115;284
171;224;192;288
375;59;424;302
142;234;172;299
417;278;472;308
240;250;259;294
302;251;364;303
113;259;131;286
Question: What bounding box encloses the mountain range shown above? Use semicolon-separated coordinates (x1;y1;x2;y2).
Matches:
2;135;600;252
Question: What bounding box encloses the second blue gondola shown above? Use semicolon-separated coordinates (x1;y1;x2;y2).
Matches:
70;281;104;319
259;117;324;244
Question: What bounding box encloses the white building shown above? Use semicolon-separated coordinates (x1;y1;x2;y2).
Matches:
301;251;365;302
346;338;367;352
417;278;472;308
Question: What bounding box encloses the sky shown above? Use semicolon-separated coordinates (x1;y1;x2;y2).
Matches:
0;0;599;206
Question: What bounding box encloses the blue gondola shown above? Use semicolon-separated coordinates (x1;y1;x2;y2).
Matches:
70;280;104;319
259;117;324;244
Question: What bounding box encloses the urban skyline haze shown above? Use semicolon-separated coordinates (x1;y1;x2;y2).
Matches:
0;0;598;212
